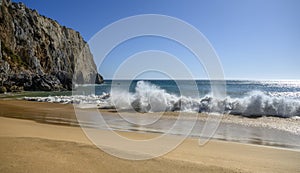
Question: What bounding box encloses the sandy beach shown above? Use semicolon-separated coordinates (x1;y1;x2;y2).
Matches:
0;100;300;173
1;0;300;172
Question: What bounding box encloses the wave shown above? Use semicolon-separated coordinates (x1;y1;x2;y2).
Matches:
24;81;300;118
225;91;300;118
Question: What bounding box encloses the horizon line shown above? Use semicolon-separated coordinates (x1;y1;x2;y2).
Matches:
102;78;300;81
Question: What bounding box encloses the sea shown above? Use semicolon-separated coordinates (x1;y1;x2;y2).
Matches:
23;80;300;149
69;80;300;117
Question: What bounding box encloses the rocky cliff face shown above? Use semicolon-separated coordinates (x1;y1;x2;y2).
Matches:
0;0;103;92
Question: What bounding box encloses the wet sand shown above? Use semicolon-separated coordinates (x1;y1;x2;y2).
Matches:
0;100;300;172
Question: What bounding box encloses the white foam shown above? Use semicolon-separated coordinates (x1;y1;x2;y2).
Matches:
24;81;300;118
227;91;300;117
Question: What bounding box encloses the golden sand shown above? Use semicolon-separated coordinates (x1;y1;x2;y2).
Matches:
0;100;299;173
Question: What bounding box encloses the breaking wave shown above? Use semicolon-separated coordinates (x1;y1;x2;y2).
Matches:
24;81;300;118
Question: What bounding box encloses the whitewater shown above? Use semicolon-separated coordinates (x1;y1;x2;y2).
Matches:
24;80;300;118
22;80;300;148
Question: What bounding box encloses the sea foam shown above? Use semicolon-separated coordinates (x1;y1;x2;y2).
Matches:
24;81;300;118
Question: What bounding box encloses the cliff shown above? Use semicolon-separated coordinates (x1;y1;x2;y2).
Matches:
0;0;103;92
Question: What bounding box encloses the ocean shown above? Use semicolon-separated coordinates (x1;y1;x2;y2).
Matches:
71;80;300;118
23;80;300;149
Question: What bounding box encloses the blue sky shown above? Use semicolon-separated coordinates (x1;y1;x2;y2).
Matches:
16;0;300;80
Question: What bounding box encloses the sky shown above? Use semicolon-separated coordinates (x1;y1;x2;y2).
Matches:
15;0;300;80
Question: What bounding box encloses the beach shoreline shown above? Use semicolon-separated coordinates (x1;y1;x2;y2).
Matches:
1;99;299;149
0;99;300;172
0;116;300;173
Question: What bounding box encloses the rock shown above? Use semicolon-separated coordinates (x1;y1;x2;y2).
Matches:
131;99;141;112
0;39;2;60
0;0;103;92
9;85;23;92
55;71;72;90
0;86;7;93
95;73;104;84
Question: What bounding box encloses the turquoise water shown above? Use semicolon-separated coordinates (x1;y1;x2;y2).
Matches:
93;80;300;99
81;80;300;117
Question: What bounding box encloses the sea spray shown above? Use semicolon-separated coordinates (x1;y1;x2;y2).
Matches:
24;81;300;118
